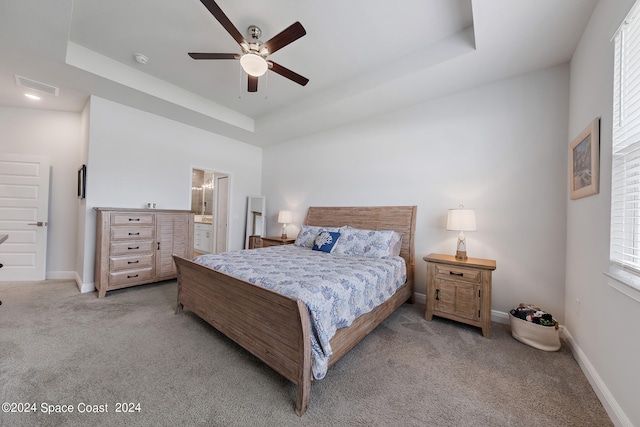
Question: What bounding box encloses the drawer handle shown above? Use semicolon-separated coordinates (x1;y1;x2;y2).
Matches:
449;271;464;277
128;246;139;250
127;274;139;279
435;289;440;300
127;260;139;264
129;232;140;236
129;218;141;222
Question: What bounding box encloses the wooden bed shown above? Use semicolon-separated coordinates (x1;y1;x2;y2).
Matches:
173;205;417;415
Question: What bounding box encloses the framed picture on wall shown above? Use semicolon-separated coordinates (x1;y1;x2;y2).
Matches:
77;164;86;199
569;118;600;200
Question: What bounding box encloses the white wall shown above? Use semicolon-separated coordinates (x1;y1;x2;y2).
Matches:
78;96;262;290
0;107;82;279
566;0;638;425
263;64;570;321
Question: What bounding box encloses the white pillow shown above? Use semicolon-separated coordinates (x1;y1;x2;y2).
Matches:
333;227;395;258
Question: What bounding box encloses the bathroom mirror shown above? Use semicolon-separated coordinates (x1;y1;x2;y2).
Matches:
245;196;265;249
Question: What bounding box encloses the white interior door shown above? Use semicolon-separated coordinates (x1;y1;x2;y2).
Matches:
0;153;50;281
215;175;228;253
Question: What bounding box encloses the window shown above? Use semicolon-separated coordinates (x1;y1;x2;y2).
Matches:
610;0;640;275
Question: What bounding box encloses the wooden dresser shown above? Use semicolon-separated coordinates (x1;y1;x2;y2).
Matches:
424;253;496;338
94;208;194;298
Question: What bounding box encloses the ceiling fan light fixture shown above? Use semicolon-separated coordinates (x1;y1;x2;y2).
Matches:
240;53;268;77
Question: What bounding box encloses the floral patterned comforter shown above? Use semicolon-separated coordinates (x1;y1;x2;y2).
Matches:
192;245;407;379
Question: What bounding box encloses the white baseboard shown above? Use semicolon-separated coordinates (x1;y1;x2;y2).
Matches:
414;291;629;425
562;327;632;427
71;271;95;293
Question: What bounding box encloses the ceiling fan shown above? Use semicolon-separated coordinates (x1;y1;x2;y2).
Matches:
189;0;309;93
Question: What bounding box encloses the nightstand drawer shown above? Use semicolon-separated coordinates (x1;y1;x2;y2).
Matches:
434;264;481;284
110;226;154;241
260;237;295;247
248;236;262;249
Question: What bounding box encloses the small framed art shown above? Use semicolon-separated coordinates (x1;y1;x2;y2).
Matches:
569;118;600;200
77;164;86;199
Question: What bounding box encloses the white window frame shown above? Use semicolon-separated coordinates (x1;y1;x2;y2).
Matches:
607;0;640;302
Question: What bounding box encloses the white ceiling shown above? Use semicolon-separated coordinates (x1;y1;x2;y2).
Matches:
0;0;597;147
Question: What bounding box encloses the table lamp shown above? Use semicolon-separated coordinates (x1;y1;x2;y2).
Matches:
278;210;293;238
446;205;476;260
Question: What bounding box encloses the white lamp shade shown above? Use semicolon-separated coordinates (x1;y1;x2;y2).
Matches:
278;210;293;224
240;53;268;77
446;209;476;231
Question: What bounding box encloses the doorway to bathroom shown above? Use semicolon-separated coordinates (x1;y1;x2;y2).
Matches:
191;168;229;255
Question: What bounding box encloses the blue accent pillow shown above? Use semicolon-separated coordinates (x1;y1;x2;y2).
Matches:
312;231;341;253
294;225;341;248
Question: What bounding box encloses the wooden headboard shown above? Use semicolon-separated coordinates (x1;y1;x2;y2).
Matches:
304;206;417;284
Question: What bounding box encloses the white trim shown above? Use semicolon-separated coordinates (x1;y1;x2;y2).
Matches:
413;295;626;424
79;282;95;293
74;271;95;293
414;292;426;305
491;309;510;325
604;268;640;303
563;327;633;427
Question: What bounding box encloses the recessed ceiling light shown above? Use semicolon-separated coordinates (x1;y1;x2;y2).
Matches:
24;93;41;100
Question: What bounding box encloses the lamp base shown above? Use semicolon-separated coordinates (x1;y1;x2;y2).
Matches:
455;250;468;260
281;232;287;239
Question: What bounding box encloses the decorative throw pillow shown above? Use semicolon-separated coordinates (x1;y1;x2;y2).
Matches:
333;227;395;258
312;231;341;253
294;225;341;248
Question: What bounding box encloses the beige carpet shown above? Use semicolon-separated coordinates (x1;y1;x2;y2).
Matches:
0;280;611;426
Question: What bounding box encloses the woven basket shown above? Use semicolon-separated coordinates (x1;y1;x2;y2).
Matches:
509;313;560;351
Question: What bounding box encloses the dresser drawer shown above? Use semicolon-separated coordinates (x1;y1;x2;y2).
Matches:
110;240;154;256
111;213;155;226
110;226;154;241
110;253;154;271
434;264;481;284
109;267;154;287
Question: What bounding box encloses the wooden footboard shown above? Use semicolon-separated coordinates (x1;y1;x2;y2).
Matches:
174;205;417;416
174;255;312;415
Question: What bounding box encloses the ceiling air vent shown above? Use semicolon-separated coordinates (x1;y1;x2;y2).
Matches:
14;75;59;96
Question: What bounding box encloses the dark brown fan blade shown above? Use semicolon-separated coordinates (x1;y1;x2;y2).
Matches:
248;75;258;92
262;22;306;55
199;0;246;46
268;61;309;86
189;53;238;60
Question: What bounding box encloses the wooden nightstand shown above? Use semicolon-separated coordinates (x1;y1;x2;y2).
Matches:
256;236;295;248
424;253;496;338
